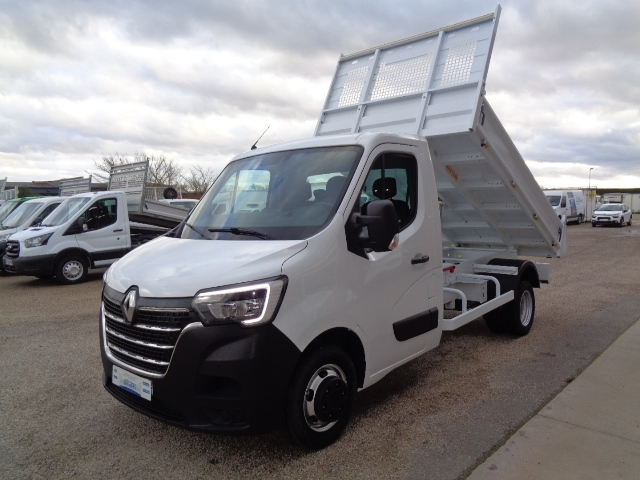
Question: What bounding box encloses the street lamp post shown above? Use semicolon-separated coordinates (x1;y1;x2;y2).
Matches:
588;168;594;219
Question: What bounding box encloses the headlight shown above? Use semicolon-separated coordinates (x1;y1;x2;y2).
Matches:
24;232;53;248
192;276;287;327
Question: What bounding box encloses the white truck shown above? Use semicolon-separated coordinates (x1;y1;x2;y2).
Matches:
98;7;565;449
544;189;586;224
3;162;189;283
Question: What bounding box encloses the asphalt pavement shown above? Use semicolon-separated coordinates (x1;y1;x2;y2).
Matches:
467;317;640;480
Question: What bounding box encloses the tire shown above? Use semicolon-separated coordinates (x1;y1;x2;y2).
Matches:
484;308;507;333
55;255;88;284
591;222;596;227
163;187;178;200
285;345;357;450
485;280;535;336
618;218;624;228
628;216;632;226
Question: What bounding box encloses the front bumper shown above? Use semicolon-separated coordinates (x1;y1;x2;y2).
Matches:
100;286;301;435
591;216;621;226
3;252;56;276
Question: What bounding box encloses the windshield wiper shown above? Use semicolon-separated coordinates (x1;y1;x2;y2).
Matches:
208;228;274;240
185;222;210;240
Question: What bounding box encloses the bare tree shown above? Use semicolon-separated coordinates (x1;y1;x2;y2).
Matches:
180;165;218;196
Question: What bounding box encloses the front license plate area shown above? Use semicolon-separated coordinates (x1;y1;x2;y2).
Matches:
112;365;152;401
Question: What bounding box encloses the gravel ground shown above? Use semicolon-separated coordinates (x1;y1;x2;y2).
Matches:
1;223;639;479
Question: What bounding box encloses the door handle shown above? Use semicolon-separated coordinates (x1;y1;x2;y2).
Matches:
411;255;430;265
113;229;123;232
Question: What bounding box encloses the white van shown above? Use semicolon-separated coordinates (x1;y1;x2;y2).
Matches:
0;196;64;263
544;190;586;224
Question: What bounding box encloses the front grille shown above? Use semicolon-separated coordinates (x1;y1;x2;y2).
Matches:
102;293;195;376
5;240;19;258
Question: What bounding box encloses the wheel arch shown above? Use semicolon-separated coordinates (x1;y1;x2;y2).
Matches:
302;327;366;388
487;258;540;297
53;248;93;268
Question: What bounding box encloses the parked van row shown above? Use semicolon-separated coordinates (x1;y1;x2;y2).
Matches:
0;197;65;269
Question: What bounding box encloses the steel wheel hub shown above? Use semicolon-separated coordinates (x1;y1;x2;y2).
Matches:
63;261;83;280
520;290;533;327
303;364;348;432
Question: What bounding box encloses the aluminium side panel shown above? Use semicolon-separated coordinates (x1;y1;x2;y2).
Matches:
315;7;501;138
429;100;564;258
59;176;92;196
108;161;149;217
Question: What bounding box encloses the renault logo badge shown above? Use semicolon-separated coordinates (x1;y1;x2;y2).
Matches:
122;288;138;323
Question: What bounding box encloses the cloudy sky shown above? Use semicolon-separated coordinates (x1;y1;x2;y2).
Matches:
1;0;639;189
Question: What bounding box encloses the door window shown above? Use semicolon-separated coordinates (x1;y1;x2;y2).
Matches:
360;153;417;230
82;198;117;231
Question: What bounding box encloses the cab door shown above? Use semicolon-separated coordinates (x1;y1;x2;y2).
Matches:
344;144;442;381
76;197;128;265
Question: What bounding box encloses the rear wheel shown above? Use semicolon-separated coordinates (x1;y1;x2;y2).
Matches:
286;345;357;450
56;255;88;284
484;280;535;336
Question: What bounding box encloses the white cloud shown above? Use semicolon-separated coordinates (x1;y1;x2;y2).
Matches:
0;0;638;191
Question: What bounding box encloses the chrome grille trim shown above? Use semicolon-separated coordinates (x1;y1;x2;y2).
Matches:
101;296;203;378
107;343;170;366
104;310;125;323
105;326;175;350
137;306;190;314
135;324;181;332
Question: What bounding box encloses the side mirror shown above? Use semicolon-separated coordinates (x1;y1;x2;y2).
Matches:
355;200;399;252
77;217;88;233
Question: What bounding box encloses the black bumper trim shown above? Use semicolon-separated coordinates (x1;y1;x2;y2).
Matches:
2;252;56;276
101;318;301;434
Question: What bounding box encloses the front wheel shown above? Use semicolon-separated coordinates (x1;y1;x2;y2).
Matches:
56;255;88;284
591;222;596;227
618;218;624;227
628;216;632;226
285;345;357;450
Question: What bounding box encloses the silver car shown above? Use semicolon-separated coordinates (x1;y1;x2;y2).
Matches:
591;203;632;227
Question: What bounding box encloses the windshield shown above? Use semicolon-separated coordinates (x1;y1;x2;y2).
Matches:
0;201;21;223
183;145;363;241
1;202;42;228
596;204;623;212
546;195;561;207
41;197;91;226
